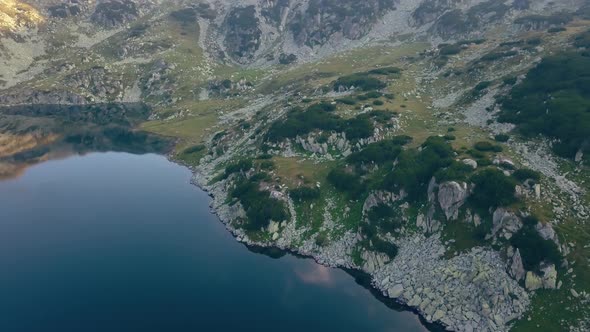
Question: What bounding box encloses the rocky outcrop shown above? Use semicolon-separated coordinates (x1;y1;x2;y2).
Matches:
541;264;557;289
488;208;522;240
48;1;84;18
290;0;397;47
374;234;529;332
525;271;543;291
437;181;469;221
0;90;88;106
91;0;139;28
363;190;404;215
224;6;262;63
64;67;122;100
509;248;526;281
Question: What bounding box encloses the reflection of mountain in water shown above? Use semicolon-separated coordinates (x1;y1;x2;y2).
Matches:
0;103;172;179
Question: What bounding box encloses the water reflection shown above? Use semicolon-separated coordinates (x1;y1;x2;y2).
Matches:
0;103;171;179
295;263;335;286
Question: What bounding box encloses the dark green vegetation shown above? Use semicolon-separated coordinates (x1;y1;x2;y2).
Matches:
333;73;386;91
266;104;389;142
367;204;403;234
346;136;411;167
470;169;517;209
231;175;289;231
474;141;503;152
289;187;321;202
512;168;541;182
499;33;590;163
327;168;366;199
382;136;455;202
511;217;561;271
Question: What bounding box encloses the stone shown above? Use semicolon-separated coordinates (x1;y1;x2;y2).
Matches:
489;208;522;239
536;222;558;244
525;272;543;291
433;309;445;321
388;284;404;298
437;181;469;220
272;232;279;241
462;159;478;169
541;264;557;289
509;249;526;281
268;221;280;234
534;184;541;199
571;289;580;298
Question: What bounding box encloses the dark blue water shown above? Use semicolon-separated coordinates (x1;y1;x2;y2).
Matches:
0;152;426;332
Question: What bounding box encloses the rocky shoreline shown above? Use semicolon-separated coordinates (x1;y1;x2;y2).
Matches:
180;159;531;332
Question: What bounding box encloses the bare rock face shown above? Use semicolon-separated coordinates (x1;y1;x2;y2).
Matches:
224;6;262;64
290;0;397;47
91;0;139;28
509;249;526;281
48;1;85;18
488;208;522;240
0;90;88;106
437;181;469;221
525;271;543;291
63;67;122;99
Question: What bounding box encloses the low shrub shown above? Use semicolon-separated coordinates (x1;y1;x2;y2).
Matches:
470;169;518;208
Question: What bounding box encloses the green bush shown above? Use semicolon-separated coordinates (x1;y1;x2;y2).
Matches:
494;134;510;142
382;136;454;202
474;141;503;152
444;134;456;141
327;168;366;199
347;139;405;166
470;169;518;208
364;91;383;99
266;104;374;142
289;187;321;202
511;225;561;271
231;177;289;231
225;159;253;176
435;160;474;182
182;144;205;154
259;160;275;170
368;67;401;75
334;73;386;91
373;100;385;106
498;51;590;162
367;203;403;233
512;168;541;182
336;97;356;105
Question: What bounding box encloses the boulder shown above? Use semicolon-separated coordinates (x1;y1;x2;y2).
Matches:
438;181;469;220
509;249;526;281
462;159;478;169
488;208;522;240
525;272;543;291
541;264;557;289
535;222;559;245
388;284;404;298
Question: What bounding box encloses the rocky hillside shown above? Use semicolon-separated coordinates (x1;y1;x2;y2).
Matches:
1;1;590;331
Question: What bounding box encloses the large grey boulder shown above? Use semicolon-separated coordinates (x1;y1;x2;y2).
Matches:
509;249;526;281
438;181;469;220
488;208;522;240
525;271;543;291
541;264;557;289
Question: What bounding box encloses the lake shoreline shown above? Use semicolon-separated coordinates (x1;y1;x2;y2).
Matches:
170;155;446;332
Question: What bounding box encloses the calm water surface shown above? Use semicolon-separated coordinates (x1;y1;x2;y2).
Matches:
0;152;427;332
